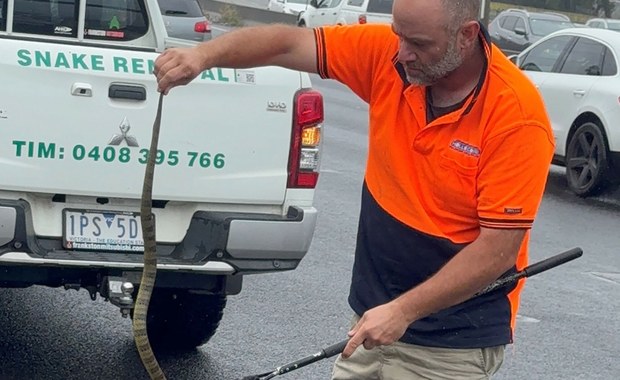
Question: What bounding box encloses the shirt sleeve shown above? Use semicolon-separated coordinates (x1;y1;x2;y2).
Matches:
477;122;555;229
314;24;397;103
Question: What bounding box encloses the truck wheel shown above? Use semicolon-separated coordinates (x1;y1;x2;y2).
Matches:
131;289;227;351
565;121;609;197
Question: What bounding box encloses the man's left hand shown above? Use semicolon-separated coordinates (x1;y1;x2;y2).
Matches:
342;302;411;359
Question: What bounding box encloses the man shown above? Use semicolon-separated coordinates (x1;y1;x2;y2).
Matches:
155;0;555;378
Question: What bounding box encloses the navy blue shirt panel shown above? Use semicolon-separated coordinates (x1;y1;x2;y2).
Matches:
348;183;515;348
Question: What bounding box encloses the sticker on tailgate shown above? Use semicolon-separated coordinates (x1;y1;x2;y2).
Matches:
15;48;250;84
11;140;226;169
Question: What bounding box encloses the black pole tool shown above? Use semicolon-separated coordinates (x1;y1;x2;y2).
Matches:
241;247;583;380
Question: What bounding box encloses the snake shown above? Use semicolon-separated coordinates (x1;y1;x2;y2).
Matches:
133;92;167;380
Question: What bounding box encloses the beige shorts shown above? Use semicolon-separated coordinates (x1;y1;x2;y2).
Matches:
331;317;505;380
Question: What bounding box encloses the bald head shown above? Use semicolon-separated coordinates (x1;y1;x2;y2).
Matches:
441;0;481;31
393;0;480;34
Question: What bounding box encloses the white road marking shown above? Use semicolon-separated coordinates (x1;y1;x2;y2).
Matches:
588;272;620;285
516;314;541;323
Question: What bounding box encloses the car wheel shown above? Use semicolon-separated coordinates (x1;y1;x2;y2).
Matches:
130;288;227;351
565;121;610;197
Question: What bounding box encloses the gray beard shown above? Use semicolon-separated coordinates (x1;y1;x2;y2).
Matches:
406;40;464;86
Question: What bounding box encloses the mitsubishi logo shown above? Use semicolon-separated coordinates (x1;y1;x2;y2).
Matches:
108;117;139;146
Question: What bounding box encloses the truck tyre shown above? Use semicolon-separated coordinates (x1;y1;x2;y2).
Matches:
566;120;609;197
131;288;227;351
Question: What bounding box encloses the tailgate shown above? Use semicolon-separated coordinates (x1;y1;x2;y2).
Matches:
0;40;303;205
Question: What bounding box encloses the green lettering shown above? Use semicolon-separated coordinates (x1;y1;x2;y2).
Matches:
113;57;129;72
91;55;105;71
147;59;155;74
54;52;70;69
72;54;88;70
217;68;230;82
131;58;145;74
35;51;52;67
16;50;32;67
12;140;26;157
38;142;56;159
201;69;215;80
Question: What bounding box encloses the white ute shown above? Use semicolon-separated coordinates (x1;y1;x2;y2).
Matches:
0;0;323;350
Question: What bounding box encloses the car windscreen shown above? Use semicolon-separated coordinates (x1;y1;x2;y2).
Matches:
287;0;309;3
157;0;203;17
367;0;393;14
529;18;574;36
607;21;620;31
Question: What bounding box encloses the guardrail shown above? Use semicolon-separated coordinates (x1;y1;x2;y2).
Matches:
198;0;299;26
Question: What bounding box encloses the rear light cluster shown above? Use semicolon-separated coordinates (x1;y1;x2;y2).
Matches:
288;89;324;188
358;15;367;24
194;21;211;33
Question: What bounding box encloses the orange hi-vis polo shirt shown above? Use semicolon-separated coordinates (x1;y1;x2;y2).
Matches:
313;24;555;348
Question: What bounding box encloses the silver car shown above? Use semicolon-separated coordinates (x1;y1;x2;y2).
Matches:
157;0;212;41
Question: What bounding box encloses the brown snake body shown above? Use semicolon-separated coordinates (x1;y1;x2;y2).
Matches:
134;93;167;380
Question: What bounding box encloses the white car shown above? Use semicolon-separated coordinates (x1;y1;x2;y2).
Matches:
585;18;620;31
267;0;309;15
297;0;391;28
514;28;620;196
297;0;345;27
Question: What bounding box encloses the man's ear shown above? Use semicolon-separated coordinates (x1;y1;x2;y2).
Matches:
458;21;480;49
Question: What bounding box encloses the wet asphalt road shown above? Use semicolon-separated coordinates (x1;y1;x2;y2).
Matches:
1;75;619;380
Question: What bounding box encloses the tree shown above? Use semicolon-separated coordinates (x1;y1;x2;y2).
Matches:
594;0;614;17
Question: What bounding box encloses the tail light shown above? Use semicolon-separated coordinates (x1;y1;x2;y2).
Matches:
288;89;324;188
194;21;211;33
358;14;367;24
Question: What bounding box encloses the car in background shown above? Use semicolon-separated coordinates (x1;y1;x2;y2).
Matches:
297;0;391;28
157;0;211;42
297;0;343;27
585;18;620;32
338;0;392;25
267;0;309;15
489;8;574;55
513;28;620;196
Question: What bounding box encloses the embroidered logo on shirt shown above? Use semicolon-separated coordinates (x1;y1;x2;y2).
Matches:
450;140;480;157
504;207;523;215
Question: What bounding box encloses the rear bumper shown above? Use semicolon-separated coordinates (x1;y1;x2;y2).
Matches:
0;199;317;278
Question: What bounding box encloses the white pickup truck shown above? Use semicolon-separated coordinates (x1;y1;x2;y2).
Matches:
297;0;392;28
0;0;323;350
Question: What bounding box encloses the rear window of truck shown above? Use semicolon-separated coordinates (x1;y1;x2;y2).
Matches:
366;0;392;14
13;0;79;37
0;0;149;41
85;0;149;41
0;3;4;31
0;0;5;31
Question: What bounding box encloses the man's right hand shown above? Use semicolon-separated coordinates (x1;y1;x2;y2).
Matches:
154;46;208;95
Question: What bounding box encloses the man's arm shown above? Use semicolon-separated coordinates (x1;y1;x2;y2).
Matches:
342;227;526;358
155;24;318;94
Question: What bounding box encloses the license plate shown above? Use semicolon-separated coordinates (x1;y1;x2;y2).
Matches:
63;209;145;252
